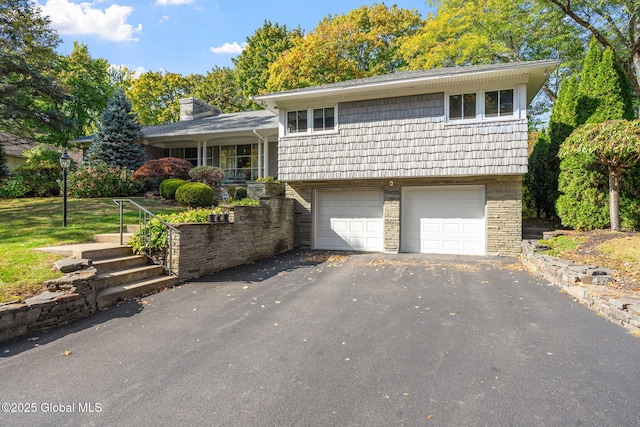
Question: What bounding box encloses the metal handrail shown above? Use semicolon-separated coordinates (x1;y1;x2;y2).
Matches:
113;199;180;276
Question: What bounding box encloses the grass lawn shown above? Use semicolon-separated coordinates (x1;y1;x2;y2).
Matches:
0;197;186;304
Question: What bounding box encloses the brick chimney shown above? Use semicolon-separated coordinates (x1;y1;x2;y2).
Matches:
179;98;222;121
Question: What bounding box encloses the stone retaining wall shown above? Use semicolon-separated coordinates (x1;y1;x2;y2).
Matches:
521;240;640;333
168;197;295;280
0;269;97;342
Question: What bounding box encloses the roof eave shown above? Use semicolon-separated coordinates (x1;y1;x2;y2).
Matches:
252;60;561;112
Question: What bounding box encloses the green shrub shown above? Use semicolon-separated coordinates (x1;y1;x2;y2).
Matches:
0;175;29;198
130;208;209;253
189;165;225;187
159;178;188;200
67;161;143;198
235;187;247;200
12;146;66;197
175;182;214;207
230;198;260;207
255;176;281;183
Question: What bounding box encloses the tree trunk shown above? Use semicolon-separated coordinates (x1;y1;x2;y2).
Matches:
609;168;621;231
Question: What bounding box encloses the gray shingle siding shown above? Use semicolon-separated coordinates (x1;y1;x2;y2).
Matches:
278;92;528;181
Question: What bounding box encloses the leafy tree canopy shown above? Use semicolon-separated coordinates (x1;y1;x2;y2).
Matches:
56;41;114;139
545;0;640;101
265;4;423;91
126;71;193;125
232;21;302;106
190;67;249;113
0;0;71;143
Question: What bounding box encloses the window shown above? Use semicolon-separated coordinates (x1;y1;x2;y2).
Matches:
448;88;515;121
484;89;514;117
287;110;307;133
220;144;258;181
313;107;335;131
286;106;337;134
449;93;477;120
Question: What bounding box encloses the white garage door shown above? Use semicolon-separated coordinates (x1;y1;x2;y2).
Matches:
315;188;384;251
401;186;486;255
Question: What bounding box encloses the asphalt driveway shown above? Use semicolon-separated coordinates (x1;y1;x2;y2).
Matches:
2;251;640;426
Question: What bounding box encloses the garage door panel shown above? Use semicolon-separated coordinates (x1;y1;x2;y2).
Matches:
315;189;384;252
402;186;486;255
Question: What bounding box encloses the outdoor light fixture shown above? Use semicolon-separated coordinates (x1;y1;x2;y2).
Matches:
59;150;71;227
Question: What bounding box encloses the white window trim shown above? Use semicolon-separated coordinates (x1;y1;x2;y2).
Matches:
445;86;523;124
282;105;339;137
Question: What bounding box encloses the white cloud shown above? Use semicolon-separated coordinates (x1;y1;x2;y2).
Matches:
159;15;170;23
38;0;142;42
155;0;195;5
209;42;247;55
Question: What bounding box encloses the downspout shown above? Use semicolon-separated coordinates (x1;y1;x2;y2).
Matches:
253;129;267;178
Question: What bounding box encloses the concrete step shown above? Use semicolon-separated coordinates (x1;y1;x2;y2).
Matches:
78;245;132;260
36;243;132;260
94;233;134;244
126;224;141;233
96;275;179;308
95;264;165;292
92;254;148;274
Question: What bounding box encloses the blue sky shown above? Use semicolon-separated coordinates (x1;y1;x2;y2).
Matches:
36;0;434;77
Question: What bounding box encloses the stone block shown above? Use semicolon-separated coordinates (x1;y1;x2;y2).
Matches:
53;258;92;273
25;291;65;305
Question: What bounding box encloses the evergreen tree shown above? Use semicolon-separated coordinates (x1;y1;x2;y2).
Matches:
575;38;602;124
587;48;635;123
86;89;145;170
556;40;638;230
525;75;578;218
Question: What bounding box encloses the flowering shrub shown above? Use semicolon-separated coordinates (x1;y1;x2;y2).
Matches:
67;162;143;198
0;175;29;198
175;182;214;207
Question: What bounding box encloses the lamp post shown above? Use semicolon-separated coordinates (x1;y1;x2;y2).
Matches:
59;150;71;227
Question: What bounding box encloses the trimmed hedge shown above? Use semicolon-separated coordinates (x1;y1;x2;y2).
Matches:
175;182;214;207
159;178;188;200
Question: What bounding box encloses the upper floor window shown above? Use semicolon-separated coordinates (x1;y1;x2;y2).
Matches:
287;110;308;133
449;93;477;120
448;88;515;121
286;106;337;134
484;89;513;117
313;107;335;131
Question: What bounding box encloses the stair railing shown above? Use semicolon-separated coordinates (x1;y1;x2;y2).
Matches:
113;199;180;276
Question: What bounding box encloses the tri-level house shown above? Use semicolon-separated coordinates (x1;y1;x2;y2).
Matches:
253;60;559;256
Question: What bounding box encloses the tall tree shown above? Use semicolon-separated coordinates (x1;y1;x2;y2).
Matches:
265;4;422;92
232;21;301;107
56;41;114;139
559;120;640;230
400;0;583;102
126;71;193;125
190;67;249;113
544;0;640;102
0;0;71;143
86;89;145;171
556;41;638;230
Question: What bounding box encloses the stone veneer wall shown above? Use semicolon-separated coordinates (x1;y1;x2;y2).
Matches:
169;197;295;280
0;270;97;342
285;175;522;256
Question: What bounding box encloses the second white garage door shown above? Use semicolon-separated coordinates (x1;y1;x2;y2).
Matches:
315;188;384;251
401;185;486;255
